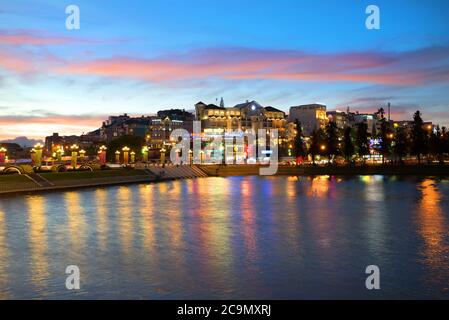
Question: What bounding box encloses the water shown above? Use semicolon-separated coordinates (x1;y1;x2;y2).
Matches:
0;176;448;299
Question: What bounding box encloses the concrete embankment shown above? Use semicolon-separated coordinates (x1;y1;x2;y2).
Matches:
0;165;208;196
198;164;449;177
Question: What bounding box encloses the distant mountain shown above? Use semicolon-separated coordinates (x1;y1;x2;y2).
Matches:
0;136;44;148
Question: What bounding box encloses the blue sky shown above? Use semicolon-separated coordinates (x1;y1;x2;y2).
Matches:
0;0;449;138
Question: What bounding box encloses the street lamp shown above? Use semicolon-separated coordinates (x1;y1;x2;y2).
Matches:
79;149;86;162
160;147;166;165
56;147;63;162
189;149;193;165
142;146;149;163
0;147;7;163
130;151;136;164
34;143;43;167
122;146;130;165
70;144;79;169
98;145;107;165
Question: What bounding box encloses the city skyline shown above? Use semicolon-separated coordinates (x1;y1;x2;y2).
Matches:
1;0;449;139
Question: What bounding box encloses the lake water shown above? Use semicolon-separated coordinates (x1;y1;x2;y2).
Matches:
0;176;448;299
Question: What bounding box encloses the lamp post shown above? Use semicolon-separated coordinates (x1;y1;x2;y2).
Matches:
56;147;63;162
98;145;107;166
70;144;79;169
79;149;86;162
200;150;204;164
160;147;166;166
30;148;36;166
115;150;120;164
122;146;130;165
130;151;136;164
142;146;149;163
189;149;193;165
34;143;43;168
0;147;7;163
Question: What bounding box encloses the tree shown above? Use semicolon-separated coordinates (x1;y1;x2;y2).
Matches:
324;120;340;163
309;128;325;165
106;135;145;162
356;122;370;163
393;126;408;164
379;119;392;164
376;107;385;120
429;126;445;164
294;120;307;164
343;126;355;164
411;111;428;163
442;127;449;156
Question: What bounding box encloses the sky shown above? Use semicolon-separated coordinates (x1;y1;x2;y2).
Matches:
1;0;449;140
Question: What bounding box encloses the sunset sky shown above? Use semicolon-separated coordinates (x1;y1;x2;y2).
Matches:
1;0;449;140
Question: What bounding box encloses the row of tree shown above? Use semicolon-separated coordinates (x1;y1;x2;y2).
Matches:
294;110;449;165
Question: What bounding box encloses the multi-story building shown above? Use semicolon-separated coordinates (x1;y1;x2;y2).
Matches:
195;100;287;162
157;109;195;134
44;133;80;153
195;100;286;133
195;101;241;135
327;110;349;130
147;116;186;149
288;104;327;136
348;113;377;135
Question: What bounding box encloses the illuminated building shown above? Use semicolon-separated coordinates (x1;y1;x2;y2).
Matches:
288;103;327;136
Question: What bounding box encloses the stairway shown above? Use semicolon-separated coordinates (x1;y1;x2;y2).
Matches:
24;173;54;187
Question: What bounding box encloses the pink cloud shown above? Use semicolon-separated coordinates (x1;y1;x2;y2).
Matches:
53;47;449;86
0;51;37;73
0;29;111;46
1;40;449;86
0;114;105;127
0;114;106;140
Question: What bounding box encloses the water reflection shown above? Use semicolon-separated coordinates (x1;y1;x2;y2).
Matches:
0;205;9;298
306;176;330;198
362;176;388;258
26;196;49;292
95;188;109;253
0;176;448;299
138;185;156;260
65;192;87;252
116;186;134;257
240;178;258;264
417;179;449;293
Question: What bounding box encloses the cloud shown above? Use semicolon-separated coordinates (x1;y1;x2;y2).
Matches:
0;113;105;127
0;29;120;46
0;113;106;140
52;46;449;86
1;37;449;86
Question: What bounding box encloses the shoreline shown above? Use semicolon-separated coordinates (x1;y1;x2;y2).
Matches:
1;164;449;196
